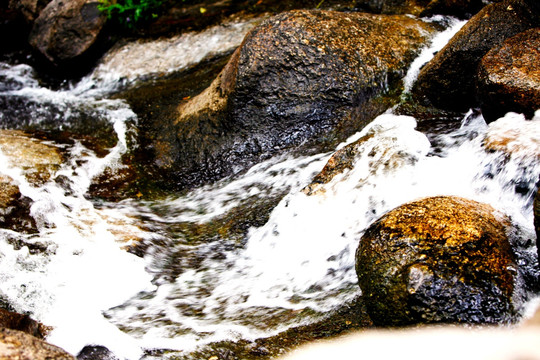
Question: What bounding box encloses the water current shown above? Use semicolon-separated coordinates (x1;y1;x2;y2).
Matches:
0;16;539;360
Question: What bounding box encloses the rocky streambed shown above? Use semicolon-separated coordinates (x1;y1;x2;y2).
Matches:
0;0;539;359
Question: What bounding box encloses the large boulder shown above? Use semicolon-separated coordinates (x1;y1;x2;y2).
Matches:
28;0;107;66
412;0;539;112
148;10;435;189
356;0;492;18
476;28;540;122
356;196;517;326
8;0;51;23
0;327;75;360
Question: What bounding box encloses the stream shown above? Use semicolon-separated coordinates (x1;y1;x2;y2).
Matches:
0;15;539;360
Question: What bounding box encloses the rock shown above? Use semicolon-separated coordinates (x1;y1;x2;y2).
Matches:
77;345;119;360
8;0;51;23
356;0;490;18
0;130;63;185
419;0;493;19
412;0;539;112
0;327;75;360
356;196;517;326
0;309;45;339
152;10;435;189
535;185;540;262
302;114;430;195
28;0;106;65
279;320;540;360
476;28;540;122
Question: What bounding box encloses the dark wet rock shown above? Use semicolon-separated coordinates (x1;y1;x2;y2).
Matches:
0;175;36;233
412;0;539;112
476;28;540;122
535;184;540;263
0;308;48;339
8;0;51;23
149;10;434;190
28;0;107;65
355;0;492;18
419;0;494;19
356;196;517;326
0;327;75;360
77;345;119;360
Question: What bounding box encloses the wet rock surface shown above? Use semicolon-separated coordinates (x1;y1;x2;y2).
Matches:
476;28;540;122
28;0;107;66
148;10;434;190
0;308;47;339
0;327;75;360
412;0;539;112
356;196;517;326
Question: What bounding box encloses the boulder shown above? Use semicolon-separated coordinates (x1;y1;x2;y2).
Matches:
355;0;491;18
476;28;540;122
412;0;539;112
8;0;51;23
28;0;106;65
0;327;75;360
151;10;435;189
356;196;517;326
0;309;45;338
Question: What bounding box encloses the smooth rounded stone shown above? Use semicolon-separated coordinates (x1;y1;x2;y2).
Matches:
77;345;119;360
477;28;540;122
0;327;75;360
356;196;517;326
28;0;106;65
155;10;435;189
412;0;539;112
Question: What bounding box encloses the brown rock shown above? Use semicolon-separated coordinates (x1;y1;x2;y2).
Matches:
0;327;75;360
0;130;63;185
8;0;51;23
413;0;539;112
477;28;540;122
356;196;517;326
153;10;435;189
0;309;46;339
28;0;106;65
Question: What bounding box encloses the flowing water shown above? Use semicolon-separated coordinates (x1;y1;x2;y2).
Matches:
0;16;539;360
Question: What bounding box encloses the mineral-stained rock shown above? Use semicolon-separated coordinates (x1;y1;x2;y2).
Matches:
356;196;517;326
356;0;491;18
28;0;106;65
0;309;45;339
476;28;540;122
0;130;63;185
152;10;435;189
412;0;539;112
0;327;75;360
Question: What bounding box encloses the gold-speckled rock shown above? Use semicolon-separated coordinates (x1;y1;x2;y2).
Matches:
0;130;63;185
356;196;517;326
0;327;74;360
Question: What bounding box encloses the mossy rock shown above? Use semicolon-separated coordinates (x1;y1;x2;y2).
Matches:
356;196;517;326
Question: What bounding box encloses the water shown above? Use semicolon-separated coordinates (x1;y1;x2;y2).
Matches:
1;17;539;360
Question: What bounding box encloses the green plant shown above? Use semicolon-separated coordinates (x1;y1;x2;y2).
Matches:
98;0;164;29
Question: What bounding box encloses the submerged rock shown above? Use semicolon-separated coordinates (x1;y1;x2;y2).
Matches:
356;196;517;326
476;28;540;122
0;327;75;360
151;10;434;189
413;0;539;112
28;0;106;65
